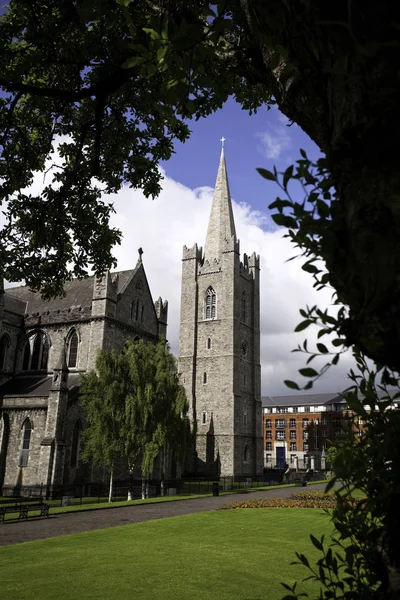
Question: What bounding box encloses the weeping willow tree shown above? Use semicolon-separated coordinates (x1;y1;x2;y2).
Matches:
80;338;189;501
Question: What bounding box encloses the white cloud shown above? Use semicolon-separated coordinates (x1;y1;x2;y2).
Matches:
108;169;354;396
3;152;355;396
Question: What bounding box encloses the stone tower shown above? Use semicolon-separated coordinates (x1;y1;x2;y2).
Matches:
178;146;263;477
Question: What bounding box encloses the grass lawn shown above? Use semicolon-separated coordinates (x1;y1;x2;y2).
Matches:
1;509;333;600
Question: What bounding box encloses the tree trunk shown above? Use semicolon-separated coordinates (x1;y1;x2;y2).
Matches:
141;478;146;500
108;468;114;503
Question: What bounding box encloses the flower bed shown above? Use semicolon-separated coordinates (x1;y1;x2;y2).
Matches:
221;490;337;510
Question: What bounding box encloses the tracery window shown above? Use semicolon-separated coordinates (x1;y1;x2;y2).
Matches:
205;287;216;320
22;333;49;371
243;444;249;463
0;335;10;370
67;331;79;368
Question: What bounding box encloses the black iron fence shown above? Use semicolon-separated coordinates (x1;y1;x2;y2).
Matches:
1;471;327;506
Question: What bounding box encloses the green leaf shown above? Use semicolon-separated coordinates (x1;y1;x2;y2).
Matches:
121;55;144;69
295;320;313;332
332;338;345;347
117;0;131;6
143;27;160;40
283;165;294;190
300;148;307;159
284;380;300;390
302;261;320;274
317;343;329;354
299;368;318;378
310;534;324;551
257;167;276;181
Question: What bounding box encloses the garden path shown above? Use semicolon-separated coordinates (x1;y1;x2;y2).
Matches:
0;482;328;547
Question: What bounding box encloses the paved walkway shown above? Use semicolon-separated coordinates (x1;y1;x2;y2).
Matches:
0;483;328;547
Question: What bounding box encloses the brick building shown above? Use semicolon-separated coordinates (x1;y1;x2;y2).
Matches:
0;253;168;494
263;393;351;470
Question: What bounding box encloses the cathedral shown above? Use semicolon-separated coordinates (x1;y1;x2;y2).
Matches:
0;256;168;495
178;146;264;476
0;146;263;494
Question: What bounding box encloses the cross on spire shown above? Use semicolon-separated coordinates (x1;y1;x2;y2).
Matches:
220;136;226;149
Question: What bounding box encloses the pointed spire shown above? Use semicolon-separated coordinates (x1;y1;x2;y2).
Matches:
204;145;236;261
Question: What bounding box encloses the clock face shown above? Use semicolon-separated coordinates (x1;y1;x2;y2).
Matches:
241;341;248;356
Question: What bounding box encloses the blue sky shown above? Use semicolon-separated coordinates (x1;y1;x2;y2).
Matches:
161;98;322;218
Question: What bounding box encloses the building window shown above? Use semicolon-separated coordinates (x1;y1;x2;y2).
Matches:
130;301;134;320
19;419;32;467
290;430;296;440
290;453;296;463
201;411;207;425
67;331;79;368
70;420;82;468
322;416;327;425
276;419;286;429
135;299;140;321
266;431;272;440
313;418;319;425
303;431;309;440
266;420;272;429
276;431;285;441
303;443;309;451
207;337;212;349
243;408;247;427
243;444;249;463
266;442;272;451
314;428;319;437
289;418;296;428
205;287;217;319
334;418;341;428
22;333;49;371
290;443;297;452
243;374;246;387
265;453;272;462
0;335;10;371
140;305;144;323
203;372;207;384
302;418;309;429
322;429;327;437
241;291;246;323
277;407;289;413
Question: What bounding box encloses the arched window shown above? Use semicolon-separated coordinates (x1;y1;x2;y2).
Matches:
19;419;32;467
135;299;140;321
140;305;144;323
241;291;246;323
205;287;217;320
130;301;134;320
207;337;212;349
70;420;82;468
67;331;79;368
243;444;249;463
22;333;49;371
203;372;207;384
0;335;10;371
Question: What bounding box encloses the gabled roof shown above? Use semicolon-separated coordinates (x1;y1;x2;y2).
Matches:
5;269;137;315
0;372;81;397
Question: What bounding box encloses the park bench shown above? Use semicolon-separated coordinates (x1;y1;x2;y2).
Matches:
0;497;50;523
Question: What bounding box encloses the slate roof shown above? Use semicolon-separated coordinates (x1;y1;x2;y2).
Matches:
0;372;81;397
5;269;137;315
261;393;343;408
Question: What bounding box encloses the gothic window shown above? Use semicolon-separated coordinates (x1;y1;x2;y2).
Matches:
70;420;82;468
207;337;212;349
22;333;49;371
130;301;134;320
243;444;249;463
140;305;144;323
243;407;247;427
0;335;10;371
203;372;207;384
205;287;216;320
135;299;140;321
241;291;246;323
201;411;207;425
19;419;32;467
67;331;79;368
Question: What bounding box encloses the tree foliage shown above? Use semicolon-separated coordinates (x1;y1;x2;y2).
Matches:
80;338;189;480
